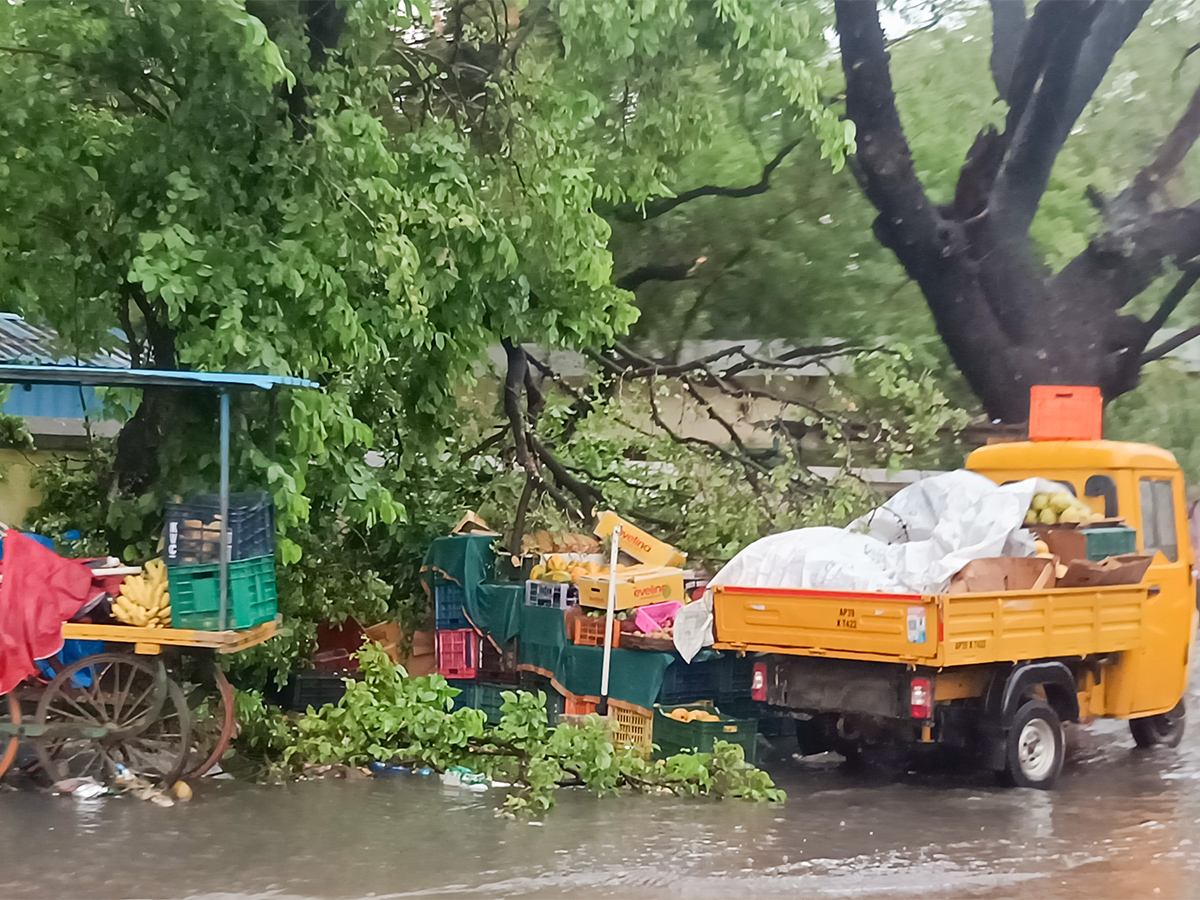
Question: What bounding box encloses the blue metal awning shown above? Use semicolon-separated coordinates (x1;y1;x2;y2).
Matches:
0;365;318;391
0;363;319;631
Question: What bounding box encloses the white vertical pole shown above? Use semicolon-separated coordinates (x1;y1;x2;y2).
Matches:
598;525;621;715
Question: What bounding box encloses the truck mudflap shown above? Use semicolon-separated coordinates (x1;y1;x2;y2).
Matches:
714;586;939;660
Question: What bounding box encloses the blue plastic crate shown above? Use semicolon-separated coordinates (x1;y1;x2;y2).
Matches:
716;657;754;702
434;582;471;630
657;660;719;705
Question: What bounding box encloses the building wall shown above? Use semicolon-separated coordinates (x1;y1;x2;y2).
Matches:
0;448;47;528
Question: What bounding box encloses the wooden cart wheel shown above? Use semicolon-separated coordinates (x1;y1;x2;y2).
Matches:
34;653;191;785
0;691;20;781
185;665;237;778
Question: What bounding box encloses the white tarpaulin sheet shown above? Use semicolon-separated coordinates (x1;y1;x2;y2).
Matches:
673;470;1065;661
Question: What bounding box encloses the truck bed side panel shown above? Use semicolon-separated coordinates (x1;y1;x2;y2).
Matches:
713;586;940;660
940;587;1145;666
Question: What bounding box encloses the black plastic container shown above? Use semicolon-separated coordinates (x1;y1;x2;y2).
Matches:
164;491;275;566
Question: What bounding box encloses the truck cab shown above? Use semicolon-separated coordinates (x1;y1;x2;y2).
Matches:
966;439;1197;718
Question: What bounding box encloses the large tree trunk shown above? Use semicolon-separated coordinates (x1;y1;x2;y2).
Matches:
836;0;1200;424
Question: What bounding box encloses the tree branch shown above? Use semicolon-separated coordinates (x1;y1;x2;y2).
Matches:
501;339;532;473
617;140;801;221
1053;202;1200;310
508;474;536;556
679;376;769;480
1143;323;1200;363
529;435;602;517
1061;1;1151;139
834;1;946;274
614;256;708;291
1116;81;1200;218
1146;265;1200;334
990;1;1101;241
988;0;1027;99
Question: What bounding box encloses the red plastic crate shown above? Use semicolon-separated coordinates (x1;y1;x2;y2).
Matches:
436;629;481;680
1028;385;1102;441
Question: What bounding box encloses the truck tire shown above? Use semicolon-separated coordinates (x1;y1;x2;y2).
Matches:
1000;700;1064;789
1130;699;1186;749
795;717;831;757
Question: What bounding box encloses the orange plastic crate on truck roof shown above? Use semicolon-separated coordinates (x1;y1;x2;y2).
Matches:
1028;385;1102;442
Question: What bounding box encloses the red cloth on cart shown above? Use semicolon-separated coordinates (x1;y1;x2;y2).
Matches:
0;530;95;694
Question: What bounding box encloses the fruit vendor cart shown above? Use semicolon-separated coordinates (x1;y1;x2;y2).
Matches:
0;365;317;785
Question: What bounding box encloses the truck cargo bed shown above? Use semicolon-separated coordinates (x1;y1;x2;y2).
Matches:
712;583;1148;666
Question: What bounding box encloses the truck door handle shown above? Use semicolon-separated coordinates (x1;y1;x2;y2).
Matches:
1148;585;1161;596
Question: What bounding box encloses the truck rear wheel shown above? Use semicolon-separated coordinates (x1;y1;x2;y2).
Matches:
1000;700;1064;789
1130;699;1186;749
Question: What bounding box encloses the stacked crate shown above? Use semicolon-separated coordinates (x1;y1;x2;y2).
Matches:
434;577;518;725
434;579;480;678
163;491;277;631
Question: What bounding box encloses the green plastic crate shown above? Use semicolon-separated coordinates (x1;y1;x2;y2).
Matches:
166;555;277;631
1082;526;1137;561
653;703;758;763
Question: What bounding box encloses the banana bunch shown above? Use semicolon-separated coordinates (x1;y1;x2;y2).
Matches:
113;558;171;628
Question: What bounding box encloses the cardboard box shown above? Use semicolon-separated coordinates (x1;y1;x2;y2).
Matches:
1055;554;1153;589
949;557;1055;594
594;511;687;569
576;565;686;610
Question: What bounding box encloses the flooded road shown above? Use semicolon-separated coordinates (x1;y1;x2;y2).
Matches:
4;683;1200;899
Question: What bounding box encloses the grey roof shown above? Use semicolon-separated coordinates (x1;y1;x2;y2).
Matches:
0;313;130;367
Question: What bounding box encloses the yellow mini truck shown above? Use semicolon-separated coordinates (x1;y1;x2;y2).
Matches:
713;439;1197;789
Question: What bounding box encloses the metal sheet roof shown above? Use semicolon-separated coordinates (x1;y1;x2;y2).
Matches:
0;365;318;391
0;313;130;367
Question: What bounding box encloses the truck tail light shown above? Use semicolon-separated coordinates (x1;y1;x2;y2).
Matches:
751;663;768;702
910;677;932;719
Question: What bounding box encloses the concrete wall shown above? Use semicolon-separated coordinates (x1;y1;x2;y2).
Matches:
0;448;47;528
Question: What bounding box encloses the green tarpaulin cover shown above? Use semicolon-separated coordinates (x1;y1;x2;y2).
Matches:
423;536;722;711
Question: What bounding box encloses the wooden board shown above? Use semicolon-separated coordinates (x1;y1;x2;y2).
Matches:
62;617;280;654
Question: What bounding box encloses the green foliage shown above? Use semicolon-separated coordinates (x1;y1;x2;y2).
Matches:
251;641;784;814
0;0;857;676
1107;361;1200;484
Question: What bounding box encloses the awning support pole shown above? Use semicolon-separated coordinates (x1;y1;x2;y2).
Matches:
218;391;230;631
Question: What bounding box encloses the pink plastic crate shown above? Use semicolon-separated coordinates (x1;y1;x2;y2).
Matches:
436;629;481;680
634;600;682;634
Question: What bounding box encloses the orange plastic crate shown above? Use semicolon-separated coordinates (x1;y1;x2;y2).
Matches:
1028;385;1102;441
564;693;596;716
571;614;621;648
560;694;652;753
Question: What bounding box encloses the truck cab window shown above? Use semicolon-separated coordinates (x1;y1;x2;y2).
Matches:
1140;478;1179;562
